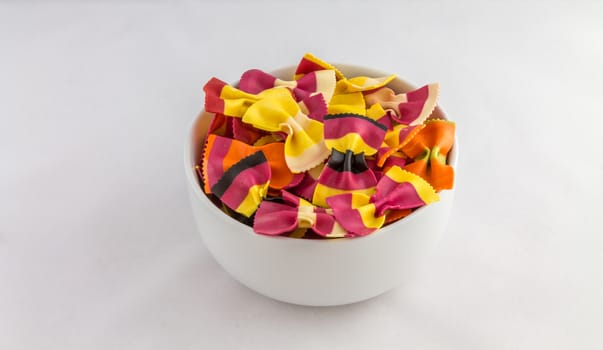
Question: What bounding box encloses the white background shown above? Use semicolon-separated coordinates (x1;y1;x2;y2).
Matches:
1;1;602;349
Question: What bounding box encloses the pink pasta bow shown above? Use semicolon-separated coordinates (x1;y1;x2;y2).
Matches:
312;113;388;207
364;83;439;126
326;167;439;236
239;69;336;103
254;191;347;238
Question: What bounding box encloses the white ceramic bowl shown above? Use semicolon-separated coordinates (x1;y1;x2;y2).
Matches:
185;64;457;306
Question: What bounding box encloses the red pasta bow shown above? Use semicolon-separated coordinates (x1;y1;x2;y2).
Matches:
202;134;302;194
326;167;439;236
210;151;272;217
239;69;336;103
312;113;388;207
365;84;439;126
254;191;347;238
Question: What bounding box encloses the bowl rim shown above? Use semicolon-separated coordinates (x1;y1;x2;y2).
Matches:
184;63;458;244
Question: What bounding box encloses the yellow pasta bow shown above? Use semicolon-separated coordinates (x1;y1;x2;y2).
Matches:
340;75;397;93
242;88;330;173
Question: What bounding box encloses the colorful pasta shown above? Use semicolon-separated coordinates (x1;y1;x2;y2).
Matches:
326;167;439;236
312;113;387;207
254;191;347;238
197;53;456;238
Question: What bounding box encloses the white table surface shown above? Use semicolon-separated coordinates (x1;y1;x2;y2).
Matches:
1;1;602;349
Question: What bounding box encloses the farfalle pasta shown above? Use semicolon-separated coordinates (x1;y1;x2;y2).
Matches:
401;119;455;191
340;74;397;93
209;151;271;217
326;167;439;236
364;83;439;126
239;69;336;102
377;124;425;168
197;53;456;238
295;52;345;80
312;113;387;207
254;191;347;238
241;89;330;173
202;134;297;192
